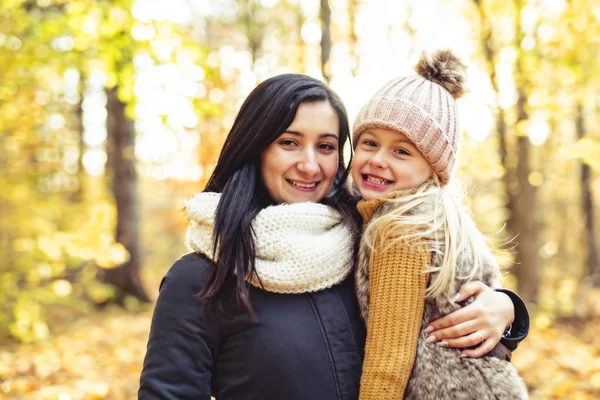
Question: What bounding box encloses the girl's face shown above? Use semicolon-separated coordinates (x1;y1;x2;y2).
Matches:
352;128;431;200
260;101;340;204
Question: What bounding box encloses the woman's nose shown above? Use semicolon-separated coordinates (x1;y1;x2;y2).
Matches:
296;149;320;177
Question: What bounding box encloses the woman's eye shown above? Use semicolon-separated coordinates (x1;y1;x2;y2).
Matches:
318;143;336;151
279;139;297;147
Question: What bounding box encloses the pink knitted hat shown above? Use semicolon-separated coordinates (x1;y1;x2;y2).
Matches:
352;50;467;185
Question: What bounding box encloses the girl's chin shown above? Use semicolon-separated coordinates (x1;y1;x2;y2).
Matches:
359;186;394;200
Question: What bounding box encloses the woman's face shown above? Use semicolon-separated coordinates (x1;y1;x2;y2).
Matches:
260;101;340;204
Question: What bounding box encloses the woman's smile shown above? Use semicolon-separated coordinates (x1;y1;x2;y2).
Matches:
287;179;320;191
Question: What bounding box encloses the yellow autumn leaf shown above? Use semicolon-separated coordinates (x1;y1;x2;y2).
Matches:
96;242;130;269
9;313;49;343
37;237;62;260
533;313;553;331
591;372;600;390
569;138;600;170
85;281;116;303
13;238;36;252
52;280;73;297
104;71;118;89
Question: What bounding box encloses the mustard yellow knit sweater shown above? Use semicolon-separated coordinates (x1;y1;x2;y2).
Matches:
357;198;430;400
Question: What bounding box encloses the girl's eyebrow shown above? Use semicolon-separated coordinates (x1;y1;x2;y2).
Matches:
284;130;339;140
363;131;414;146
391;137;417;147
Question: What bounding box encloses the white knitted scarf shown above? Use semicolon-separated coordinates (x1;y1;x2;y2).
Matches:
185;192;355;294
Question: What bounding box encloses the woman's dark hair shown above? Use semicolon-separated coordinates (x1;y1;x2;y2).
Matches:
199;74;359;319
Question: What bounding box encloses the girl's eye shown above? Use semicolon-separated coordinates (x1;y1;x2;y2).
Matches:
395;148;410;156
362;140;377;147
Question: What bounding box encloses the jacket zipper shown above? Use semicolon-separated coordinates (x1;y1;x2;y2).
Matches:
307;294;343;400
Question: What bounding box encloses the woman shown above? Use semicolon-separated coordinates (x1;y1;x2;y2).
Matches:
139;74;528;400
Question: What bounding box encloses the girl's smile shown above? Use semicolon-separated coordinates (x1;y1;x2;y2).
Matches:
362;174;394;189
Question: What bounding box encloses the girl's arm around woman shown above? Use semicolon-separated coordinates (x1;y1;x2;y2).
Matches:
139;254;219;400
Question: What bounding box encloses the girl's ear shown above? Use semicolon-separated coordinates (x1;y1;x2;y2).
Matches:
429;170;443;186
419;167;436;186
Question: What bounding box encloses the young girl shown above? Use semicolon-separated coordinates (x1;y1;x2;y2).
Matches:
351;50;528;399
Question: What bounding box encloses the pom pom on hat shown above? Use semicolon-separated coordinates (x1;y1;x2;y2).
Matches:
415;49;467;99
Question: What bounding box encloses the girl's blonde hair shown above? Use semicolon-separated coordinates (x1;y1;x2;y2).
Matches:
363;172;489;300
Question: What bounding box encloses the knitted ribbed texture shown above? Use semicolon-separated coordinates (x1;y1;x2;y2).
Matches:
357;198;430;400
352;75;460;185
185;192;355;294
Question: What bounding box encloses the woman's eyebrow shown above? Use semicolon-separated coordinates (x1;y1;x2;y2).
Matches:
284;130;339;139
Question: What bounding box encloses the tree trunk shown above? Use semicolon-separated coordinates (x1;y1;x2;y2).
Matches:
348;0;359;76
510;0;539;302
496;110;516;235
72;70;86;203
239;0;262;66
511;84;539;302
474;0;538;301
576;103;600;285
103;86;149;303
320;0;332;82
473;0;516;264
295;2;307;71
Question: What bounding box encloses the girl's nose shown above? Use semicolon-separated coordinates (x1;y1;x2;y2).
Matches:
368;150;387;169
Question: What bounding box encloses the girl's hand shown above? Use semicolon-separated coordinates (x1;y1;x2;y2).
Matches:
423;281;514;358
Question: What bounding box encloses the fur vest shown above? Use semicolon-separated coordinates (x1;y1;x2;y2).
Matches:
355;193;528;399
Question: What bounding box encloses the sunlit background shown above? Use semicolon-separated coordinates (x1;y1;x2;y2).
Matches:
1;0;600;398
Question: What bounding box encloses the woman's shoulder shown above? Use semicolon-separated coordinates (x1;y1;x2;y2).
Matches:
161;252;215;292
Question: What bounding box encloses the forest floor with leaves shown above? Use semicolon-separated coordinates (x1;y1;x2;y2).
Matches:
1;307;600;399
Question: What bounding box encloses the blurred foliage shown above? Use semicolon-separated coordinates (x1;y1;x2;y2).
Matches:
1;304;599;399
513;310;600;399
1;0;600;397
0;0;223;342
0;306;150;399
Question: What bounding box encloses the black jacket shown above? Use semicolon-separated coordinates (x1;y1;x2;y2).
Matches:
139;253;366;400
139;253;529;400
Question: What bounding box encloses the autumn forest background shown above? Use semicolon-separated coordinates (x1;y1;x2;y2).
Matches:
1;0;600;398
